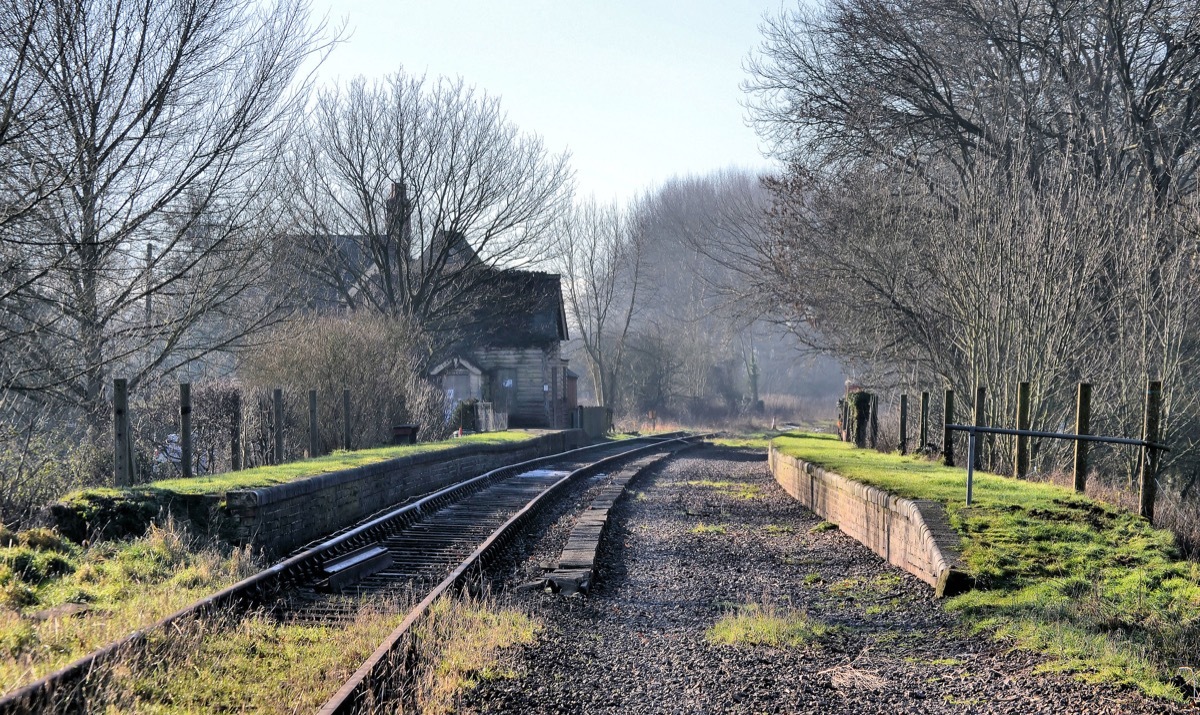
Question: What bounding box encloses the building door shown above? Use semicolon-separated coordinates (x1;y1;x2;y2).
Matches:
493;369;516;414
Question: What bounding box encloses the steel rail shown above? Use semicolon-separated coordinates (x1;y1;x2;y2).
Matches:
318;434;707;714
0;433;683;714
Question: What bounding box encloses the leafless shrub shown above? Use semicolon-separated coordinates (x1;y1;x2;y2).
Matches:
240;313;449;453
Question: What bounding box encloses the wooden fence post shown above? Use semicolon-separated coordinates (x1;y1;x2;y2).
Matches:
113;378;132;486
919;391;929;451
230;392;242;471
1014;382;1030;479
942;389;955;467
273;388;284;465
180;382;193;479
899;394;908;455
308;389;319;458
1139;381;1162;523
973;386;986;470
343;388;352;451
1073;382;1091;493
869;394;879;448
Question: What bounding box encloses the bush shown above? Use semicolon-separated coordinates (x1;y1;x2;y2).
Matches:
0;421;109;527
241;313;448;457
19;527;67;552
47;489;171;543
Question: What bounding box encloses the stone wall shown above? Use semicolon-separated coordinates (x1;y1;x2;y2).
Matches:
226;430;586;556
768;446;971;597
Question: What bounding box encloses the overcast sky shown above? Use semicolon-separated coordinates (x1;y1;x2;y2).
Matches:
310;1;783;202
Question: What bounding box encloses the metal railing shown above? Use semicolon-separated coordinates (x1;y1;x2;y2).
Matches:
945;423;1168;505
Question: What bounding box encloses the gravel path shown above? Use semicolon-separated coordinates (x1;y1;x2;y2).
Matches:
464;445;1192;714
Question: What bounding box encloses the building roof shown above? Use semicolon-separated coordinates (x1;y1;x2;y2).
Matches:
463;269;568;349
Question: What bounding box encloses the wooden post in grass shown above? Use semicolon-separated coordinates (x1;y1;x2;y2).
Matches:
180;382;193;479
308;389;319;458
343;388;352;451
869;394;879;448
1073;383;1091;493
113;378;132;486
899;394;908;455
1014;382;1031;480
1139;381;1162;523
942;389;955;467
973;386;986;470
919;391;929;451
273;387;284;465
230;392;242;471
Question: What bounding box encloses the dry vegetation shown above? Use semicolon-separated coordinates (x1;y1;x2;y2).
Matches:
0;519;260;696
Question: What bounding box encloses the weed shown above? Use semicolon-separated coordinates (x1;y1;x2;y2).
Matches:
810;521;838;534
828;578;861;595
683;480;762;501
95;599;402;713
803;573;823;585
690;523;728;535
18;528;66;552
763;524;794;535
707;602;835;648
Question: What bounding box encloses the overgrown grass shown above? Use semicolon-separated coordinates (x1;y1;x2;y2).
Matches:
148;430;539;496
410;595;540;714
707;603;835;648
773;431;1200;701
93;598;403;713
0;519;259;696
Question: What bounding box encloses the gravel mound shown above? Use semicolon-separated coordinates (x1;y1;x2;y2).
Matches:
465;446;1190;714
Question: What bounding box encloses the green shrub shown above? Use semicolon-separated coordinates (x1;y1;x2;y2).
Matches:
3;548;41;582
0;525;15;547
48;488;169;543
19;527;67;552
0;581;37;610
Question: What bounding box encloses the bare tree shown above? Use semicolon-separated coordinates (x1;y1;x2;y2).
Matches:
554;199;643;408
746;0;1200;205
738;0;1200;480
282;70;573;339
0;0;334;424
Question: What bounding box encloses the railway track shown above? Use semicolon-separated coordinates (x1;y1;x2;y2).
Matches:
0;433;699;714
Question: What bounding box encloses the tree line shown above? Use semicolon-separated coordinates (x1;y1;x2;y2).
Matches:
739;0;1200;495
0;0;830;523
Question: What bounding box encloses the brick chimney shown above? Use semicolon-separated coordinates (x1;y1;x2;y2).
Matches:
384;180;411;253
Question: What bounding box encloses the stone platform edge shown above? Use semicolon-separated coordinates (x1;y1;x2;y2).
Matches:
225;429;587;556
768;446;972;598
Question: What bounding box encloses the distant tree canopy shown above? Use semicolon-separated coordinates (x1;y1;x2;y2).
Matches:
554;170;842;421
744;0;1200;482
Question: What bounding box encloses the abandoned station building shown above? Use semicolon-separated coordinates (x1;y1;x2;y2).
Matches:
429;262;577;430
310;182;577;430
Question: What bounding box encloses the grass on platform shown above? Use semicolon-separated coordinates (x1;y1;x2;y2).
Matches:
772;432;1200;701
148;430;539;496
